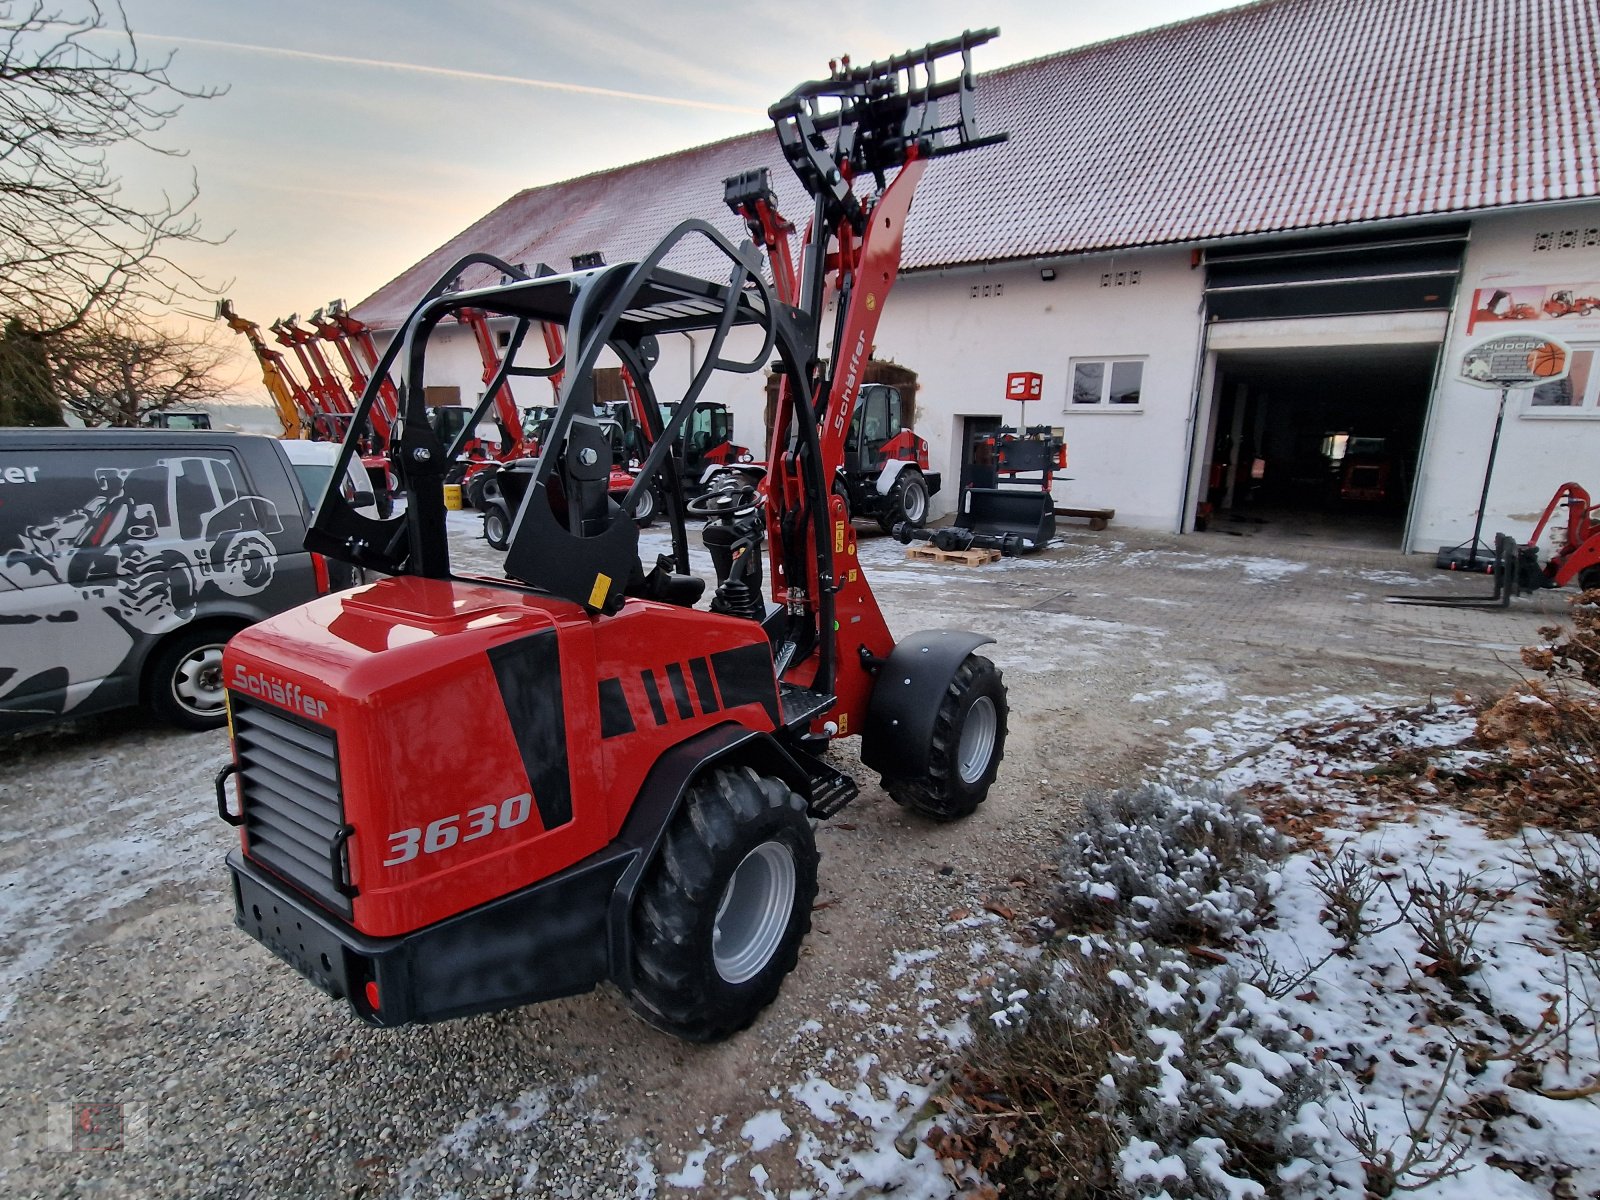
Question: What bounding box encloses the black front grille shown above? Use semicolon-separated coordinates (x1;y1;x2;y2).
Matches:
232;698;352;916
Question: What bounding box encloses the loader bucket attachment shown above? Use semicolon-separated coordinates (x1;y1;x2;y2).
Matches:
958;488;1055;551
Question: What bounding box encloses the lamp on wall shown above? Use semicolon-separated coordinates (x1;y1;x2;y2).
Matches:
1039;267;1057;282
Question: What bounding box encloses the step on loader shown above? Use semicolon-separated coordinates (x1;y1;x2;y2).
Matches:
215;31;1011;1043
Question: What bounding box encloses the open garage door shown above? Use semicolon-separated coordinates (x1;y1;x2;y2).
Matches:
1189;223;1465;549
1197;343;1440;547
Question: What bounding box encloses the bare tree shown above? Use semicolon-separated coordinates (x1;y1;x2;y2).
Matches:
0;0;224;336
51;313;231;426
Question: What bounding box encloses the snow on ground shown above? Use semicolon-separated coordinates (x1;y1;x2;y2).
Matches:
1164;697;1600;1197
723;694;1600;1198
0;730;227;1026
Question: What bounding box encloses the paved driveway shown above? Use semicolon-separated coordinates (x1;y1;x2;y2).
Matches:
0;516;1570;1198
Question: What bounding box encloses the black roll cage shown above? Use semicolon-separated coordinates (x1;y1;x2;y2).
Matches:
306;223;838;671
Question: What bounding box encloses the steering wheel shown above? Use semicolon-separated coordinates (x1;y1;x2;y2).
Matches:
685;484;760;519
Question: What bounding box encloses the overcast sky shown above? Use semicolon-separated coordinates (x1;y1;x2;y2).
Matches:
107;0;1237;401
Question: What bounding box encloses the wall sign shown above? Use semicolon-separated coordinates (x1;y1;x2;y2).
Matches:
1467;283;1600;334
1005;371;1043;400
1460;334;1572;389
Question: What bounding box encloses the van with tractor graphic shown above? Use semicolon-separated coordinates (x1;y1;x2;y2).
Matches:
0;430;354;734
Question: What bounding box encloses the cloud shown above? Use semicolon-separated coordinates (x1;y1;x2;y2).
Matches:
134;31;761;115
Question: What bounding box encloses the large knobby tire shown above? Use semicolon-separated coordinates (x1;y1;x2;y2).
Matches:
626;766;818;1042
119;548;197;633
483;502;512;551
145;625;235;730
887;654;1008;821
1578;565;1600;594
463;472;491;512
878;470;930;534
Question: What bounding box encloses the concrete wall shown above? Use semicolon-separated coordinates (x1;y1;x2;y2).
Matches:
872;249;1206;524
1410;203;1600;552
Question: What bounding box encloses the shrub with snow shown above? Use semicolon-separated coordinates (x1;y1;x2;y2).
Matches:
941;938;1334;1199
1058;783;1286;945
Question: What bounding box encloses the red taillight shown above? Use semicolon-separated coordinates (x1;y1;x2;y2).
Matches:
365;981;380;1011
311;552;331;594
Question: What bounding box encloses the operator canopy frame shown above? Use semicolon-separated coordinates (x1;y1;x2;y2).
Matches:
307;221;819;615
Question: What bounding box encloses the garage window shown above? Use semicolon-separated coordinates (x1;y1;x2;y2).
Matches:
1069;358;1144;408
1527;347;1599;416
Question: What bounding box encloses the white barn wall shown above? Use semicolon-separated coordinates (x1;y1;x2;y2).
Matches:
1411;204;1600;551
873;249;1205;526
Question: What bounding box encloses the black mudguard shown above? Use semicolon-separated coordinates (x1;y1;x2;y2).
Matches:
861;629;995;781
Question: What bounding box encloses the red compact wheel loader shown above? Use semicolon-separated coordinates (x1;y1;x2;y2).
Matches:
215;31;1009;1042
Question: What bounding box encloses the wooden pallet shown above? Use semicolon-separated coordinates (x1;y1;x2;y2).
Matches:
905;545;1002;566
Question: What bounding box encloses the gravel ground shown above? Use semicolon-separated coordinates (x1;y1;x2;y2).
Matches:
0;512;1568;1198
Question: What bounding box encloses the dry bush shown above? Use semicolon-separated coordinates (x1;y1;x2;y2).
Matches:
1528;833;1600;956
934;786;1328;1198
930;953;1134;1198
1475;595;1600;834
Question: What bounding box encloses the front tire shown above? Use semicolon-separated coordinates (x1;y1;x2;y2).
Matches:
878;470;930;534
626;767;818;1042
145;625;234;730
887;654;1008;821
631;481;662;528
832;477;852;522
212;530;277;595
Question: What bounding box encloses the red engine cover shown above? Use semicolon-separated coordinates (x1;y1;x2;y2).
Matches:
225;577;781;938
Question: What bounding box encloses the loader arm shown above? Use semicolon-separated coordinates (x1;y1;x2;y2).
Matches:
311;309;393;446
326;300;402;435
729;29;1006;698
219;299;317;439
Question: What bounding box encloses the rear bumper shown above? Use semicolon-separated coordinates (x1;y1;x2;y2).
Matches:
228;845;631;1026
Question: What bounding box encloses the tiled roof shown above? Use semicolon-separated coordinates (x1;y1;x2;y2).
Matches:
355;0;1600;327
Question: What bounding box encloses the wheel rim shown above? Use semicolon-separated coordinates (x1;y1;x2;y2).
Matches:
173;645;225;717
958;696;997;784
712;841;796;985
635;487;655;521
903;481;928;523
486;512;507;544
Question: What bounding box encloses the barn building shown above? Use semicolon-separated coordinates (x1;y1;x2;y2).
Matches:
354;0;1600;553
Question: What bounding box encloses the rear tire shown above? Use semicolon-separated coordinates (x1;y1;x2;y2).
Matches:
878;470;929;534
145;625;234;730
626;766;818;1042
483;502;512;550
887;654;1007;821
